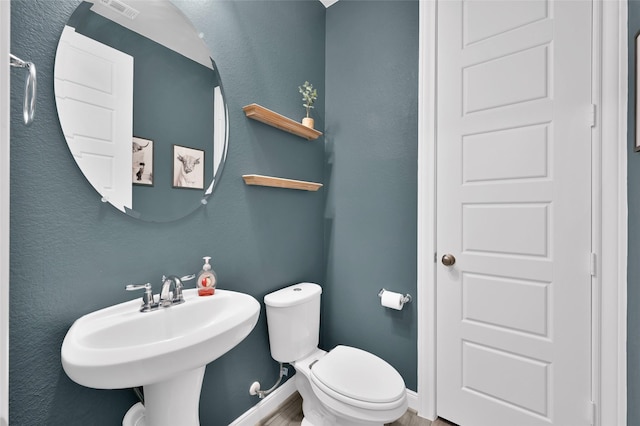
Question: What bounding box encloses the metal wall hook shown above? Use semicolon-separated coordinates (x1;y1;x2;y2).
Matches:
9;54;27;68
10;53;37;126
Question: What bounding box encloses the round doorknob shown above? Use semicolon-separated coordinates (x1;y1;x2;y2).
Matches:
441;254;456;266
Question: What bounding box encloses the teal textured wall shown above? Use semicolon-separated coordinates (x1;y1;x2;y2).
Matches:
9;0;420;424
9;0;325;424
323;0;419;391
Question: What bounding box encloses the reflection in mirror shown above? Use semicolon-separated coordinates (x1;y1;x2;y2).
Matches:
54;0;228;222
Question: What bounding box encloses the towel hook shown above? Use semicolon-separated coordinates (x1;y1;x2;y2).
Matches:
10;54;37;126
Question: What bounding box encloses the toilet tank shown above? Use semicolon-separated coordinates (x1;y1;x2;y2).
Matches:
264;283;322;363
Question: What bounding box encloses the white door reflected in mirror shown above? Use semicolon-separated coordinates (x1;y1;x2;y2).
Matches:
55;26;133;213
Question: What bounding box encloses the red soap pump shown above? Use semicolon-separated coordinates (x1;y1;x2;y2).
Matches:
196;256;217;296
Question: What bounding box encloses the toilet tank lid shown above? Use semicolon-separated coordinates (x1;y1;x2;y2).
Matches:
264;283;322;307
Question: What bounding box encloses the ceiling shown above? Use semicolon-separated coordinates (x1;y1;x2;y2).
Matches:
319;0;339;8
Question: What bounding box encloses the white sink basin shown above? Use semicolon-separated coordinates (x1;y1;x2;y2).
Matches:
61;288;260;426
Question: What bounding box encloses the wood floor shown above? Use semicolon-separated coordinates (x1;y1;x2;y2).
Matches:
257;392;457;426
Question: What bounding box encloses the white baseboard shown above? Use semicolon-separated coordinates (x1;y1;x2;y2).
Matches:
229;379;297;426
230;384;423;425
406;389;419;413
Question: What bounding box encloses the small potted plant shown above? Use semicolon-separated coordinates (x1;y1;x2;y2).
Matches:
298;81;318;129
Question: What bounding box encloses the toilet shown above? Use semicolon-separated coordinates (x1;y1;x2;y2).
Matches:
264;283;408;426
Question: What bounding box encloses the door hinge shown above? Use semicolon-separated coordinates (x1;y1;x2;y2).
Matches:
590;252;597;277
588;400;596;425
589;104;596;127
434;252;437;263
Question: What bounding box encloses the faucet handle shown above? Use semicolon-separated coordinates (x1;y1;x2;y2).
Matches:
126;283;151;290
126;283;155;312
174;274;194;304
181;274;196;282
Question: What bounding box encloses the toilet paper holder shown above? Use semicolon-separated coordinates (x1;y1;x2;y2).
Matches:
378;288;412;305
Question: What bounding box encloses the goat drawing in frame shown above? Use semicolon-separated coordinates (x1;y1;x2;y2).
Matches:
173;145;205;190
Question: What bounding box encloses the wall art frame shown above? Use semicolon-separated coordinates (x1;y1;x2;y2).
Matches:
173;144;205;190
132;136;154;186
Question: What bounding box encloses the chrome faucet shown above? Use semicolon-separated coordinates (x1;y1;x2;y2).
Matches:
160;275;184;307
127;274;195;312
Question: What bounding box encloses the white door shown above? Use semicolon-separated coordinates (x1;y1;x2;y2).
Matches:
54;25;133;212
436;1;593;425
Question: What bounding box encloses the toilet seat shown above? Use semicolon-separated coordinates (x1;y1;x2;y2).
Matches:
309;345;406;411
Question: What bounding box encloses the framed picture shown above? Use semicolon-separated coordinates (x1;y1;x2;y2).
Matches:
132;137;154;186
173;145;205;190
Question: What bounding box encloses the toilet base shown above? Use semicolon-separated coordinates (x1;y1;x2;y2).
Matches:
296;373;386;426
301;415;382;426
123;402;145;426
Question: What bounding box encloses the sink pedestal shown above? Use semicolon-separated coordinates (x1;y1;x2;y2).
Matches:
123;366;205;426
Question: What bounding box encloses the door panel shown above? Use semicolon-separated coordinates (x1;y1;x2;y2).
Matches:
436;1;592;425
462;273;549;336
54;25;133;212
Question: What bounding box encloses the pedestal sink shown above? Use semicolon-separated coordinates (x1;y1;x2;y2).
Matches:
61;288;260;426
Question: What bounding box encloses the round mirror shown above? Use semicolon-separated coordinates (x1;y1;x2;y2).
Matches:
54;0;228;222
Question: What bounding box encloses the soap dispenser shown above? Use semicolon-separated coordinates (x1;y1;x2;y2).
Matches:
197;256;217;296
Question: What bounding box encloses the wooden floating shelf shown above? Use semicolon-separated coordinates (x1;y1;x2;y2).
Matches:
242;174;323;192
243;103;323;140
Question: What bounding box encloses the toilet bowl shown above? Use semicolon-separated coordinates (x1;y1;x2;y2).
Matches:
264;283;408;426
295;346;408;425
